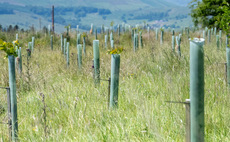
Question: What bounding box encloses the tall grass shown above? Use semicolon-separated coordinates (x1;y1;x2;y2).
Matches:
0;30;229;141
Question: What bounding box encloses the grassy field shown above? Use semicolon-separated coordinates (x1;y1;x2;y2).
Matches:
0;29;229;141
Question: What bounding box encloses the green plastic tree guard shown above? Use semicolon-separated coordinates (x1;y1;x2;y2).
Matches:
133;33;136;52
18;47;22;74
77;34;81;46
110;32;113;42
160;30;164;45
179;34;182;42
76;25;79;34
95;28;97;40
100;25;103;34
69;26;71;33
77;44;82;69
15;45;18;71
28;42;32;57
172;35;175;52
61;34;63;52
140;31;143;48
111;40;114;49
64;38;67;55
187;28;190;39
93;40;100;84
131;29;134;41
127;24;131;33
101;25;104;34
16;34;18;41
83;36;86;56
105;27;107;35
205;27;208;36
105;35;108;49
109;54;120;108
156;28;158;40
226;35;230;88
208;29;211;43
66;26;69;36
106;28;109;38
226;35;229;47
122;23;125;33
176;36;181;57
32;37;35;52
133;34;138;52
214;27;216;36
51;35;53;50
219;30;222;48
189;38;205;142
27;44;30;57
8;55;18;141
216;35;219;50
168;27;171;33
203;30;205;39
124;25;128;33
48;25;51;36
29;42;32;51
66;42;69;67
118;24;120;36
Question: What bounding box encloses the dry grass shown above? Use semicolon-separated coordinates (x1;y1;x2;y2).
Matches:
0;30;229;141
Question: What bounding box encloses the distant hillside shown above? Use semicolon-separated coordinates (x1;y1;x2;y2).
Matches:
0;0;182;8
164;0;191;6
0;0;192;32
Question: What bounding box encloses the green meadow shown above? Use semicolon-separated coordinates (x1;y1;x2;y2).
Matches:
0;29;229;141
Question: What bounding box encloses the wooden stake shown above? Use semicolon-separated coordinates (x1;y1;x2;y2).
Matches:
6;87;12;141
185;99;191;142
52;5;54;33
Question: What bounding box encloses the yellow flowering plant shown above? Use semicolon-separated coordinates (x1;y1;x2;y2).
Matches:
82;32;87;38
0;39;18;58
107;47;124;54
110;21;114;27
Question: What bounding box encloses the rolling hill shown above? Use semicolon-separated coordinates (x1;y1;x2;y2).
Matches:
0;0;190;7
0;0;193;32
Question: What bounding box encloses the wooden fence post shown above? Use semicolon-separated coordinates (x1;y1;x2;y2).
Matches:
185;99;191;142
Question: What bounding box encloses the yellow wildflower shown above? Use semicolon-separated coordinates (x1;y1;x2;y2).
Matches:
15;40;19;44
107;47;124;54
32;126;38;132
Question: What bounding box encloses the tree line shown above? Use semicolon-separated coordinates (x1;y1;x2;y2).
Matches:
189;0;230;30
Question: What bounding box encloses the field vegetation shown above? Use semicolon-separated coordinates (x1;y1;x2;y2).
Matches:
0;28;229;141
